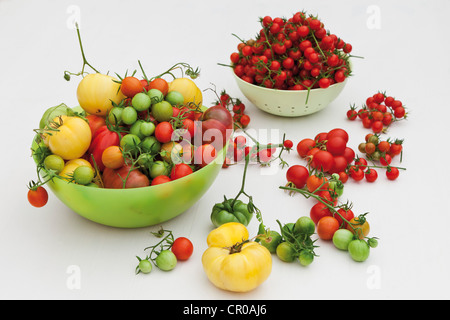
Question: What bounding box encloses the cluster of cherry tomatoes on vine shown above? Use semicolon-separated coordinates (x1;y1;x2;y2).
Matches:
216;90;251;129
347;91;408;133
229;11;353;90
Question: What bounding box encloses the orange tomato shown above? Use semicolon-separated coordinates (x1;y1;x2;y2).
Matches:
306;174;329;194
102;146;125;169
347;217;370;239
147;78;169;96
317;216;340;240
121;76;144;98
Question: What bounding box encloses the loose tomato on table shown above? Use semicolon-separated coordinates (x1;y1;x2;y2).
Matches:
27;185;48;208
202;222;272;293
171;237;194;261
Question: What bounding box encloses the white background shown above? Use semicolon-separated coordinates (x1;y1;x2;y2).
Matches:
1;0;449;300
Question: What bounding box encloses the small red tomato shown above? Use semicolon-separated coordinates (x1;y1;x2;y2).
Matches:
171;237;194;261
27;186;48;208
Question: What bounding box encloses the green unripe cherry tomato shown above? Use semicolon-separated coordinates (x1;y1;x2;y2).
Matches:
140;121;155;137
294;216;315;236
150;160;170;178
141;136;161;154
152;101;173;122
121;106;138;125
108;106;123;125
332;229;355;251
43;154;65;174
72;165;95;185
165;90;184;106
138;259;153;274
155;250;177;271
257;230;282;254
129;120;146;140
348;239;370;262
120;134;141;152
132;92;151;111
298;250;314;266
276;242;297;262
368;238;379;248
147;88;164;104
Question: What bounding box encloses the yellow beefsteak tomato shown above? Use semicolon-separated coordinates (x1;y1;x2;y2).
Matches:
202;222;272;293
45;115;91;160
77;73;125;116
168;78;203;107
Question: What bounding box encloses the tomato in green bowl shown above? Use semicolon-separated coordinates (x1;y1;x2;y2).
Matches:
31;137;227;229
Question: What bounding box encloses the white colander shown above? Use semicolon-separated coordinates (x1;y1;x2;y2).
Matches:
233;73;348;117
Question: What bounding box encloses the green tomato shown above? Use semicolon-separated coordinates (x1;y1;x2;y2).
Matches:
149;160;170;178
348;239;370;262
155;250;177;271
294;216;315;237
86;182;100;188
141;136;161;154
129;120;145;140
120;134;141;152
43;154;65;174
328;180;344;197
332;229;354;251
152;101;173;122
72;165;95;185
108;106;123;125
147;88;164;104
121;106;138;125
137;153;153;167
368;238;378;248
257;230;282;254
298;250;314;266
165;90;184;106
276;242;297;262
140;121;155;137
137;259;153;274
132;92;151;111
39;103;73;129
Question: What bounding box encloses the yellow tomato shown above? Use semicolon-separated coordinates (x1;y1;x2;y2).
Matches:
168;78;203;107
77;73;125;116
45;115;91;160
202;222;272;293
59;158;92;180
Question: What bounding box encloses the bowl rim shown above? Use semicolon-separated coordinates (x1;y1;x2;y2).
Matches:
233;71;348;94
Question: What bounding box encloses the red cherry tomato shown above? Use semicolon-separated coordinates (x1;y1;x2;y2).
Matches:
171;237;194;261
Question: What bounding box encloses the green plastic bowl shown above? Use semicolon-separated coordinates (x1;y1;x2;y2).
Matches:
31;137;226;228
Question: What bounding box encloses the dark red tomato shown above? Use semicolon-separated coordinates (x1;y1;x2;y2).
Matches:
86;114;106;138
171;237;194;261
88;125;121;172
335;208;354;228
170;163;193;180
27;186;48;208
386;167;400;180
202;105;233;130
327;128;349;143
326;137;347;156
200;119;229;150
194;144;217;168
103;165;150;189
155;121;174;143
315;132;328;143
312;150;335;172
310;202;333;225
286;165;309;189
330;156;348;174
297;138;316;158
151;175;171;186
343;147;356;164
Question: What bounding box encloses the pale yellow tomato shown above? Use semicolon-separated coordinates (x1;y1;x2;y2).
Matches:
59;158;92;181
77;73;125;116
202;222;272;293
168;78;202;107
45;115;91;160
